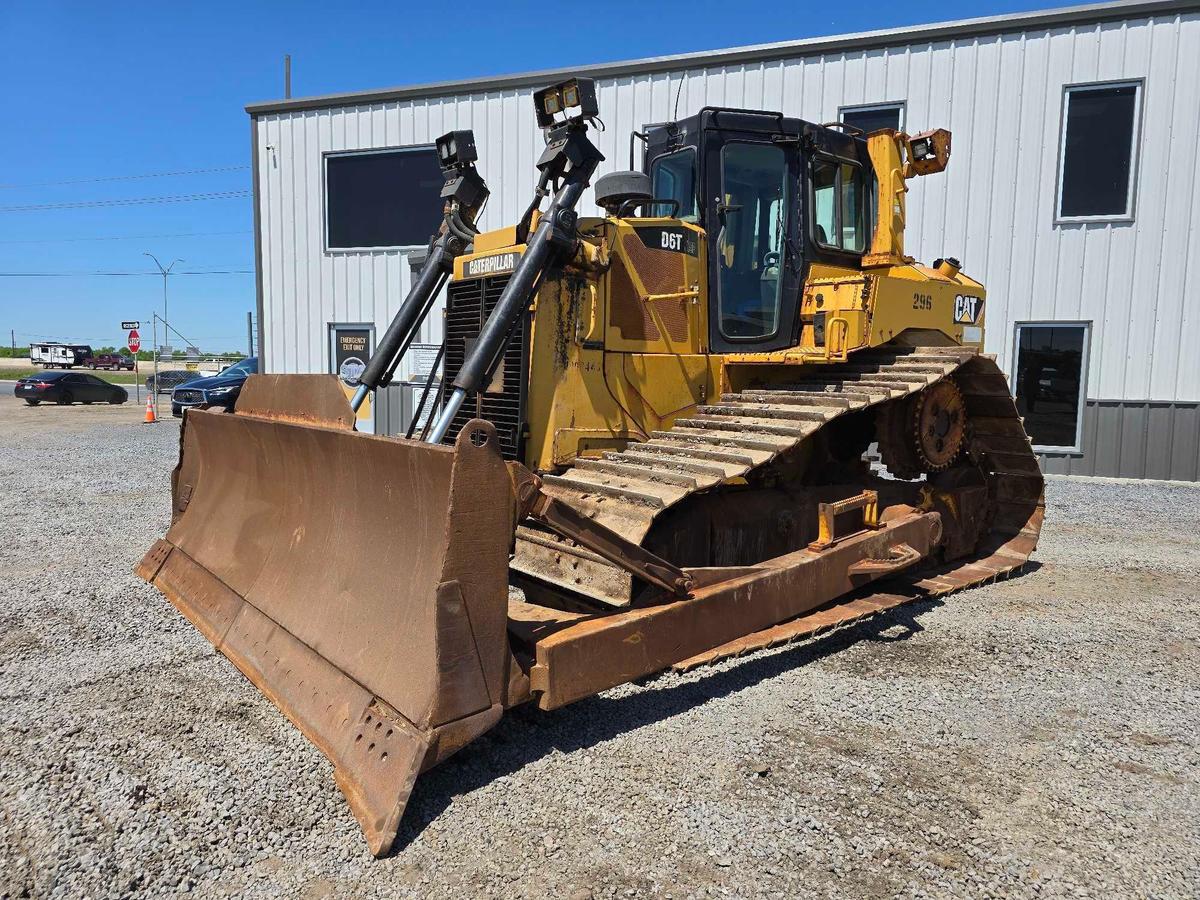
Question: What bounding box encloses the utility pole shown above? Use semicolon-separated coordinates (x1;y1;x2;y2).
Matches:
285;54;292;99
152;313;159;421
144;253;183;344
247;311;254;356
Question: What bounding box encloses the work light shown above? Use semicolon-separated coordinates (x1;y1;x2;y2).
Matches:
435;130;478;168
534;77;598;128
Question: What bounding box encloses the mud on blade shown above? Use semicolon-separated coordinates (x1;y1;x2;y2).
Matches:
136;376;520;857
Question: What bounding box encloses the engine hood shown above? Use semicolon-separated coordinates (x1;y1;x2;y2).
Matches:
177;374;245;391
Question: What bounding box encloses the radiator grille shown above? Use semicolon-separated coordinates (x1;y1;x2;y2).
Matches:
440;274;528;460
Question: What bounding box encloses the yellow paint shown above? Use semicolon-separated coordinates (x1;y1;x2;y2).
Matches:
448;125;986;473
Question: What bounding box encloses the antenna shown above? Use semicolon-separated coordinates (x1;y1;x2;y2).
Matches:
672;73;686;122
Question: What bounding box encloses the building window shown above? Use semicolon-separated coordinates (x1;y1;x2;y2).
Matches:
838;102;904;134
325;147;444;250
812;158;867;253
1056;82;1142;221
1013;322;1090;452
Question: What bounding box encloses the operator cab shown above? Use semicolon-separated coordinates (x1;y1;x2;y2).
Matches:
642;108;874;354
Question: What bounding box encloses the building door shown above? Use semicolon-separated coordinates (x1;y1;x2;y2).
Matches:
329;324;375;434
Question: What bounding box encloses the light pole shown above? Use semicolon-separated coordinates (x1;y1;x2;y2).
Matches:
144;253;183;343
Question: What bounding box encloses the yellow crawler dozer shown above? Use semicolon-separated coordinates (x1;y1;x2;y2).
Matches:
138;77;1043;856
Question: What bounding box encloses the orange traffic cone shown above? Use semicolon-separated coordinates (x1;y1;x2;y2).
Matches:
143;392;157;424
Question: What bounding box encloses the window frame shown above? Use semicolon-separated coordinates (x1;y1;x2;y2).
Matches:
715;140;791;343
836;101;906;133
1010;320;1092;454
323;144;443;254
1053;79;1144;225
648;146;699;219
808;153;869;256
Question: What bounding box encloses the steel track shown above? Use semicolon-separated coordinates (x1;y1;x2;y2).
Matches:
512;346;1045;625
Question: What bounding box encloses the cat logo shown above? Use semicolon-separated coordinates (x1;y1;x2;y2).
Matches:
464;251;521;279
954;294;984;325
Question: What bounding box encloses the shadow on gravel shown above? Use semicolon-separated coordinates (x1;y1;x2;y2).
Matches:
396;593;956;851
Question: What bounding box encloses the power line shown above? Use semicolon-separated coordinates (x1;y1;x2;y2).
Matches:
0;269;253;277
0;190;251;212
17;331;248;342
0;165;250;190
177;270;254;275
0;229;252;245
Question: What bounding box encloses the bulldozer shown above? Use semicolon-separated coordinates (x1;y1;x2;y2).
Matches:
137;77;1043;856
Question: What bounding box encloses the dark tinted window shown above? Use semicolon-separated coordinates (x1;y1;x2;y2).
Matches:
219;357;257;377
36;371;70;381
326;148;444;248
840;105;902;134
649;149;698;220
1014;325;1087;448
717;143;788;340
1059;84;1139;218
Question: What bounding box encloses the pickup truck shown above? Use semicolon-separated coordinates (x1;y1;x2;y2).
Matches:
83;353;135;371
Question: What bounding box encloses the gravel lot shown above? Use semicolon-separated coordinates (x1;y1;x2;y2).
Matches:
1;390;1197;899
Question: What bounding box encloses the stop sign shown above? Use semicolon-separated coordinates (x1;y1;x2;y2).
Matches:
127;329;141;353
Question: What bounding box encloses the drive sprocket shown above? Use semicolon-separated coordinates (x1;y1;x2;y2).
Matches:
878;377;966;478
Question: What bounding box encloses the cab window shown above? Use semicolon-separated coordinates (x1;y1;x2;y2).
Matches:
812;158;867;253
649;148;697;221
717;142;789;340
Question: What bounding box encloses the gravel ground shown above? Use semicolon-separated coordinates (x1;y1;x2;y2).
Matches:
1;392;1197;899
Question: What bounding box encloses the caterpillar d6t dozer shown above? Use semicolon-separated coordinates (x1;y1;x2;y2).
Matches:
138;77;1043;856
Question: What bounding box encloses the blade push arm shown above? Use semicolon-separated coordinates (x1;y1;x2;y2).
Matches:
509;464;694;599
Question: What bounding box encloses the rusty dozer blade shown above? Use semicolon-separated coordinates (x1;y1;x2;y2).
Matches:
136;376;519;857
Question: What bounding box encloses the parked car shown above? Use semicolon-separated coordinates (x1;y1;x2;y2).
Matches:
14;371;128;406
84;353;135;371
146;369;201;395
171;357;258;417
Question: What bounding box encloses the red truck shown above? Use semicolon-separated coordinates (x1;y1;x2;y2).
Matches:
83;353;135;371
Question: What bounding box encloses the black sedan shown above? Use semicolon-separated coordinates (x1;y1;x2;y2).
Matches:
171;357;258;417
14;371;129;406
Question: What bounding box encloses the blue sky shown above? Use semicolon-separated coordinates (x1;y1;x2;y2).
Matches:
0;0;1078;352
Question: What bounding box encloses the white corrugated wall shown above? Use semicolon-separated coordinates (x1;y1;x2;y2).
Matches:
255;8;1200;404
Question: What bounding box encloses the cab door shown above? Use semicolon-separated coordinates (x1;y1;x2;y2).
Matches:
704;132;802;354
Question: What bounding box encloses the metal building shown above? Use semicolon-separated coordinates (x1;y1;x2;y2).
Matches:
248;0;1200;480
